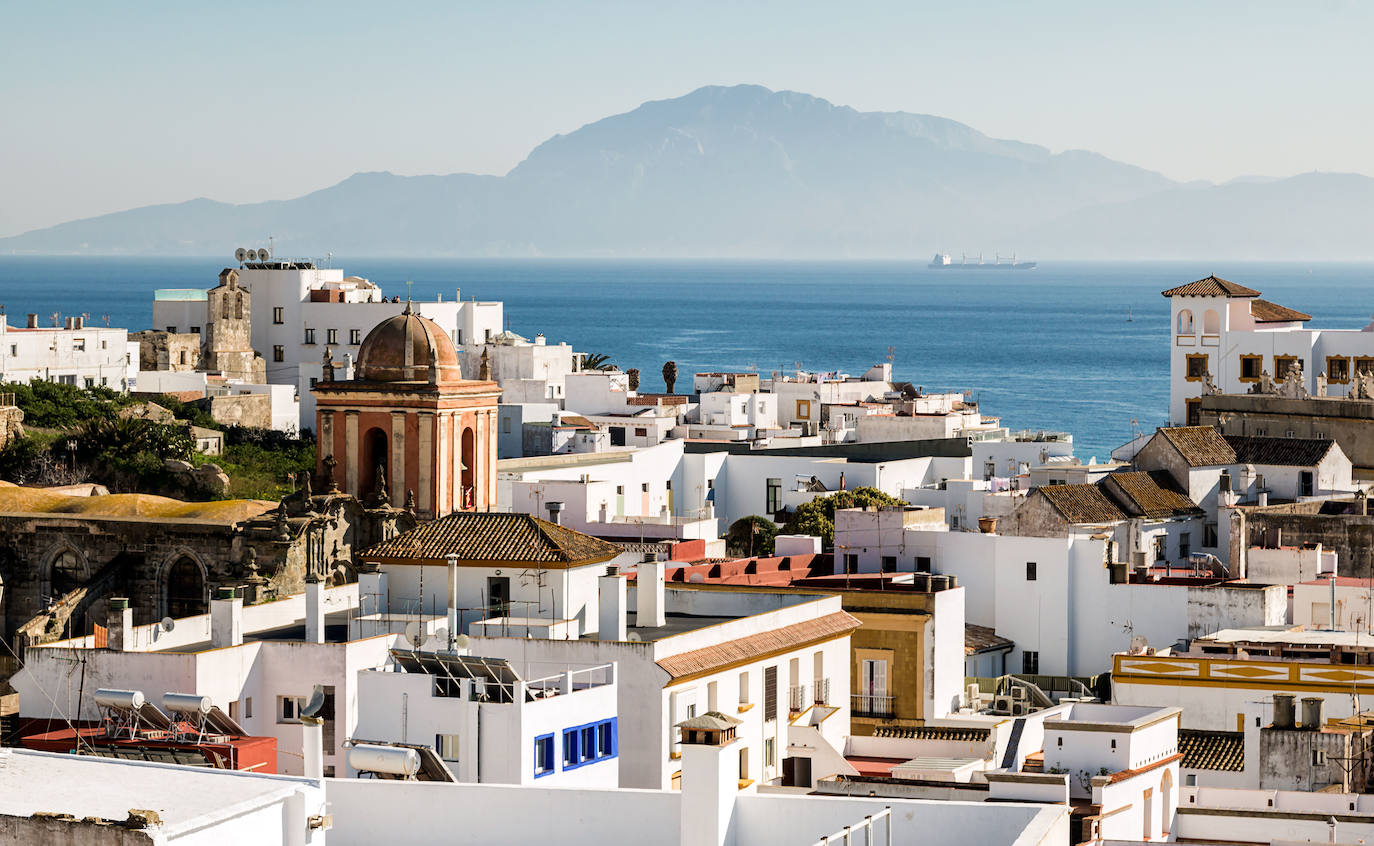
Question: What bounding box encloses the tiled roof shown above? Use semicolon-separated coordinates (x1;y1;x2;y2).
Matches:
1036;484;1127;524
1102;471;1204;519
1157;426;1236;467
656;611;861;680
965;624;1013;655
0;487;274;525
1160;275;1261;298
1250;299;1312;323
358;511;624;568
874;725;992;742
1225;435;1335;467
1179;729;1244;772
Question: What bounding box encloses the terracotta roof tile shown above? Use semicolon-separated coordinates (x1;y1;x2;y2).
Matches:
875;725;991;742
1158;426;1236;467
1036;484;1127;524
1250;299;1312;323
1225;435;1335;467
1161;275;1261;298
358;511;624;568
965;624;1013;655
1102;471;1204;519
656;611;861;680
1179;729;1244;772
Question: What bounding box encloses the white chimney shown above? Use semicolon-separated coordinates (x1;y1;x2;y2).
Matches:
210;588;243;648
637;559;666;628
446;553;460;646
599;567;628;641
680;729;742;846
546;501;564;525
305;578;326;643
107;597;133;652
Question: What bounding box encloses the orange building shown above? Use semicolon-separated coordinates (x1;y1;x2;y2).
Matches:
313;304;500;519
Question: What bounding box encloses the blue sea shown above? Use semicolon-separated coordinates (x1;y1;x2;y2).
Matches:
1;257;1371;460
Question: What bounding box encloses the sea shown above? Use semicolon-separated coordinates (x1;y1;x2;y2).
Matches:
1;257;1371;460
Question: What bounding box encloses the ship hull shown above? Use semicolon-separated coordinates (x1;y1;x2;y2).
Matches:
927;262;1037;270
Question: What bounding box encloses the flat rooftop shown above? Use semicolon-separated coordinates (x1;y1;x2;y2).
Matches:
1197;627;1374;648
583;612;738;642
157;610;353;653
0;748;309;835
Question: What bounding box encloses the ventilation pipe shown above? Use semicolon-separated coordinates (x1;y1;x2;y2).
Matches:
210;587;243;648
637;557;667;628
305;577;326;644
599;566;628;641
107;597;133;652
1302;697;1325;731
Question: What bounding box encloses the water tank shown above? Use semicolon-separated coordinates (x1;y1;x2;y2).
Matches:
161;693;212;716
1273;693;1296;729
94;689;145;710
1302;696;1325;731
349;744;421;777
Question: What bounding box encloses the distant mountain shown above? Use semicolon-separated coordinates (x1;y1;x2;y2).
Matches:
3;85;1370;258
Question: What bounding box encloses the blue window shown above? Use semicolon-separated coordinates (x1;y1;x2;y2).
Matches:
558;719;618;770
534;734;555;777
563;729;579;767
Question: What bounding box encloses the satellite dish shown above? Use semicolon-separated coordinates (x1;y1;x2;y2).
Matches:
299;684;327;721
454;634;470;650
435;627;449;645
258;247;271;261
160;617;176;633
626;632;642;642
234;247;247;262
404;621;423;649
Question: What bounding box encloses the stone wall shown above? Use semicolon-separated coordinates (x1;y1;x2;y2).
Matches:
1200;393;1374;473
134;330;200;372
1240;498;1374;578
0;402;23;450
194;393;271;429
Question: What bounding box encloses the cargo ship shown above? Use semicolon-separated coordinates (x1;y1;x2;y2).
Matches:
928;252;1037;270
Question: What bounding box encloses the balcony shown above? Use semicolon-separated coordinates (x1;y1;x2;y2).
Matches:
851;693;895;719
789;684;809;714
813;677;831;706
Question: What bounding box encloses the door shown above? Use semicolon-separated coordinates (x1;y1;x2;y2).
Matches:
781;756;812;788
859;659;887;715
487;577;510;616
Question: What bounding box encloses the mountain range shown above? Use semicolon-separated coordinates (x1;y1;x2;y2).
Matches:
5;85;1372;259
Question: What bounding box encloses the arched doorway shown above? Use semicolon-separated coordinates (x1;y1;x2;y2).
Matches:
460;427;476;509
1160;768;1174;838
360;427;388;498
166;557;207;619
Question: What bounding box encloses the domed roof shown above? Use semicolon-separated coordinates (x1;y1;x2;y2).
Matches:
355;303;463;384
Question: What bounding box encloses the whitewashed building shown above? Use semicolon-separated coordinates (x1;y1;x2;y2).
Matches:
0;313;131;390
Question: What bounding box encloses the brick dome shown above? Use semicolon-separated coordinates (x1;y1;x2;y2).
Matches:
355;303;463;384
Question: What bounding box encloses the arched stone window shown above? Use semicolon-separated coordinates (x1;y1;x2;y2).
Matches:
49;548;86;600
166;556;207;619
361;427;388;498
461;427;476;509
235;292;244;320
1176;309;1195;335
1203;309;1220;334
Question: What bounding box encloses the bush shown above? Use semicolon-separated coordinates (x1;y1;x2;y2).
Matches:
0;380;131;429
780;486;906;549
726;516;778;557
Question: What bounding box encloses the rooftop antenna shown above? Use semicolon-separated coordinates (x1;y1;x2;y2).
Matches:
268;235;275;258
405;280;414;305
326;251;333;269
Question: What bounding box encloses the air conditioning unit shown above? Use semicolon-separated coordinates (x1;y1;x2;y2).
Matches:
1010;701;1031;717
966;683;980;709
992;695;1015;715
1011;687;1028;701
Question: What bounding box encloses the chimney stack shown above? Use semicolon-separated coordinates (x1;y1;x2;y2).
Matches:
305;577;326;643
107;597;133;652
599;566;628;641
546;501;564;526
1302;696;1325;731
26;314;37;329
1273;693;1296;729
637;557;667;628
210;587;243;648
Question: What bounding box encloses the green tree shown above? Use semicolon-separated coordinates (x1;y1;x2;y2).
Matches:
726;516;778;558
662;360;678;394
582;352;614;371
781;486;905;549
1;380;130;429
626;368;641;392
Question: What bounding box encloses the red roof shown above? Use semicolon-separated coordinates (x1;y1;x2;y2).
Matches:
846;756;908;777
1300;576;1371;588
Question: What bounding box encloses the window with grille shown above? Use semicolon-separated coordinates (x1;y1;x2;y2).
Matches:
764;666;778;720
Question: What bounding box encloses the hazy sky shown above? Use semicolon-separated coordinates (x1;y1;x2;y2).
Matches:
3;1;1370;237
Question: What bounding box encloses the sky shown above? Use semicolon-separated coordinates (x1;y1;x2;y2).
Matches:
2;0;1371;237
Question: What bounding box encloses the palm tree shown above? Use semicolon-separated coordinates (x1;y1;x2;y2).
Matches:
626;368;641;391
662;360;678;394
582;352;614;371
